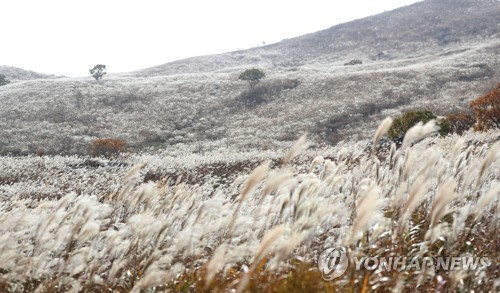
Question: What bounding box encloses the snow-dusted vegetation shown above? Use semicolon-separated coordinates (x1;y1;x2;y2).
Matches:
0;126;498;292
0;38;499;156
1;0;499;156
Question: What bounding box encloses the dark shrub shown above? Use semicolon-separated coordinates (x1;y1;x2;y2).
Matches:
237;79;299;107
344;59;362;66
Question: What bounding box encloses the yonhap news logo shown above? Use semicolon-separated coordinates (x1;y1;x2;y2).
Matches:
318;247;348;280
318;246;492;280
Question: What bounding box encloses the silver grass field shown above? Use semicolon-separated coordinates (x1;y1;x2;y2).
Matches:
0;121;499;292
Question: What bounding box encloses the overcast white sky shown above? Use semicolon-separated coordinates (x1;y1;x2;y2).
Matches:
0;0;422;77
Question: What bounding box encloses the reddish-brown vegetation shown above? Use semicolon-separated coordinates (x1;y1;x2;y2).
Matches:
469;84;500;131
89;138;127;157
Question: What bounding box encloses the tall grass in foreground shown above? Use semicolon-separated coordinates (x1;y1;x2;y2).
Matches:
0;120;498;292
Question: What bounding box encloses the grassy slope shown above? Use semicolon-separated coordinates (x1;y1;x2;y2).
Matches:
0;65;59;80
132;0;500;77
0;128;498;292
0;1;499;156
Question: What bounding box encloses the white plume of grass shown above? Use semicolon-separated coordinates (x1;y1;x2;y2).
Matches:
348;184;385;244
283;133;309;165
401;150;415;183
426;180;457;241
401;120;440;151
388;142;398;167
259;169;293;202
33;193;76;249
115;162;146;202
205;160;271;285
131;264;167;293
398;175;429;228
476;141;500;187
267;231;306;271
320;159;336;180
494;198;500;231
430;180;457;228
238;161;270;203
308;156;324;173
449;270;469;291
372;117;393;155
252;225;286;269
450;205;473;244
236;225;285;293
205;243;229;286
473;184;500;222
450;138;465;163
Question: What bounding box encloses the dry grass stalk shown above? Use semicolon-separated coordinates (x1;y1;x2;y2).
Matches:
399;175;429;227
283;134;309;165
372;117;393;155
401;120;439;151
426;180;457;241
348;184;385;244
236;225;285;293
476;141;500;187
473;184;500;222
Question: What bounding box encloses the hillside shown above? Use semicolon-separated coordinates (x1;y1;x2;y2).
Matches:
0;0;499;156
132;0;500;77
0;65;59;80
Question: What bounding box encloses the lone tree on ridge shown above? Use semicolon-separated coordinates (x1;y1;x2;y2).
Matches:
89;64;107;81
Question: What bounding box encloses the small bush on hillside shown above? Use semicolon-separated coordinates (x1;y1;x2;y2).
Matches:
89;138;127;157
469;83;500;131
